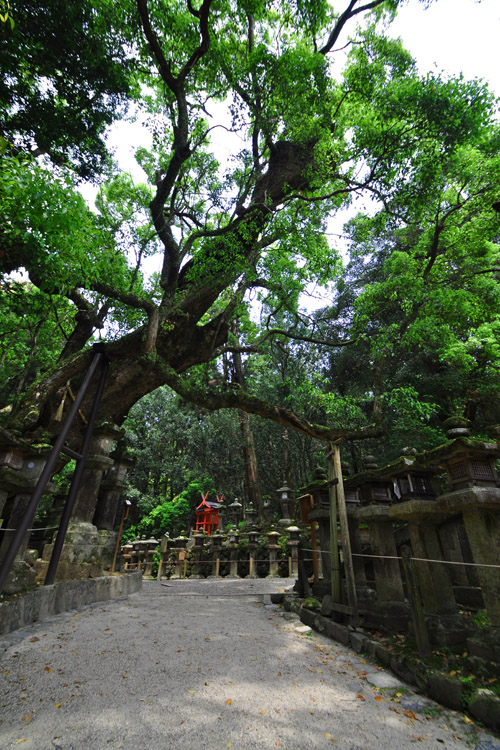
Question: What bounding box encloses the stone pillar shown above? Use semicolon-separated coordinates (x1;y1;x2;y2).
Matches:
0;447;55;593
211;533;222;577
287;526;300;578
93;446;135;531
192;532;205;578
157;533;169;579
347;511;367;586
229;528;239;578
247;530;259;579
122;543;133;570
356;505;408;631
462;506;500;626
267;529;280;578
366;516;404;602
172;535;188;579
308;507;331;596
143;538;158;577
71;422;123;523
407;521;456;614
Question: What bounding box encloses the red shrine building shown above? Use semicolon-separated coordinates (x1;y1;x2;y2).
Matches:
194;493;223;535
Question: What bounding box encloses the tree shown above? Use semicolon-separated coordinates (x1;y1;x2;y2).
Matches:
1;0;498;460
0;0;134;178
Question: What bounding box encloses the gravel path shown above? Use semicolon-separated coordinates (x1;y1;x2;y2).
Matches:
1;578;499;750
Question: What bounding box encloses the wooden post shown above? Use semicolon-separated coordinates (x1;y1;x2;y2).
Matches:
296;540;312;598
401;546;432;658
332;443;359;627
327;445;341;602
111;500;130;574
215;557;220;577
310;522;319;583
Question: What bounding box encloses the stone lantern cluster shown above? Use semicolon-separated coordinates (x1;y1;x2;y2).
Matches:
146;522;301;581
0;420;135;592
0;435;56;593
302;421;500;644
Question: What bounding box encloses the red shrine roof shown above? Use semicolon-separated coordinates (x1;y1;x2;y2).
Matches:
195;493;223;512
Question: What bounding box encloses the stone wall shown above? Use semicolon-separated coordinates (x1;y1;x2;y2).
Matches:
0;571;142;636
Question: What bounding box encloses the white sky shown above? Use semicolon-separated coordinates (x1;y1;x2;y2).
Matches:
390;0;499;92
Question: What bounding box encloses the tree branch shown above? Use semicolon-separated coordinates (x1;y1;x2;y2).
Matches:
160;364;384;443
319;0;389;56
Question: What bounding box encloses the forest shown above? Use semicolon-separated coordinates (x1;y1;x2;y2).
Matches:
1;0;500;534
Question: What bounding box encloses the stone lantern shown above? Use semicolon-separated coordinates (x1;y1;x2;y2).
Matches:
229;499;243;526
286;525;300;577
192;531;205;578
277;483;295;527
228;525;239;577
245;503;258;526
267;527;281;578
217;501;227;530
356;455;394;505
143;537;159;577
228;525;239;546
247;527;260;579
173;534;188;578
210;531;223;577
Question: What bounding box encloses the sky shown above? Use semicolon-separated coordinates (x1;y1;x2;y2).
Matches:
389;0;499;93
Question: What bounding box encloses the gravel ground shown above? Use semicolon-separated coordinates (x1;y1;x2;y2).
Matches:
1;578;499;750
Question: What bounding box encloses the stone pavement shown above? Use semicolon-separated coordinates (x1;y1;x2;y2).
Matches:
1;578;500;750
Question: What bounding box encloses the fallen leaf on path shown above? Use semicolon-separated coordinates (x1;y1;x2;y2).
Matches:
404;710;416;719
226;699;232;705
30;637;40;642
375;696;382;702
15;739;27;743
357;694;365;702
44;667;51;673
21;713;30;722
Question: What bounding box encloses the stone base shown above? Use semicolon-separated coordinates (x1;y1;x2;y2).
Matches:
2;560;37;595
425;613;475;647
41;521;117;568
34;559;104;581
311;580;331;598
361;600;409;632
467;627;500;662
453;585;484;610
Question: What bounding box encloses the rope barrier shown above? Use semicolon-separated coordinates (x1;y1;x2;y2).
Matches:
0;525;60;532
302;548;500;570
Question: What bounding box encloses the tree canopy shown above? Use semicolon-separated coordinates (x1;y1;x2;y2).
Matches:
1;0;499;482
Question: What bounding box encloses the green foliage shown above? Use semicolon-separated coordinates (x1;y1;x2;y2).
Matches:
0;151;129;294
0;0;136;178
135;495;190;538
0;280;75;408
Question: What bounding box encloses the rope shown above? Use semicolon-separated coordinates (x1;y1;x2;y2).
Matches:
302;548;500;570
0;525;60;532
